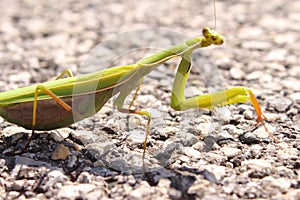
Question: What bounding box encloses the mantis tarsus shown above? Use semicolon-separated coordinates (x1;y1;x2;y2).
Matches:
0;27;278;166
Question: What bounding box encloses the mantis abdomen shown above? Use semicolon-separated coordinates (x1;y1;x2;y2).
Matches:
0;89;114;130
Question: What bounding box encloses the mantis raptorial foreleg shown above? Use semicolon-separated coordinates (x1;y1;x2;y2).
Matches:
170;52;278;143
112;49;277;169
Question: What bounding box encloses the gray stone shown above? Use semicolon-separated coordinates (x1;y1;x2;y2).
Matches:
267;96;293;112
220;147;241;158
50;128;72;142
229;67;245;79
57;184;100;199
241;159;272;171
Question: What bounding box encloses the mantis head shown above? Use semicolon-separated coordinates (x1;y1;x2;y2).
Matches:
202;27;224;46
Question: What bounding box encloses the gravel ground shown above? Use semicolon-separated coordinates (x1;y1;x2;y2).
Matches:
0;0;299;199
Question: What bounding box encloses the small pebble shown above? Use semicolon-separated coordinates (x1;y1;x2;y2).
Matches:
265;49;288;62
50;128;71;142
51;144;71;160
57;184;98;199
239;131;259;144
127;130;146;144
6;180;24;191
7;191;20;199
229;67;245;79
201;164;226;181
246;71;263;80
267;96;293;112
241;159;272;170
282;78;300;91
243;110;254;120
289;92;300;101
220;147;241;158
67;155;77;168
182;147;201;159
77;172;92;183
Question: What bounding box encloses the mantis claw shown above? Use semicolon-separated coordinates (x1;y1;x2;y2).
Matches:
248;90;279;143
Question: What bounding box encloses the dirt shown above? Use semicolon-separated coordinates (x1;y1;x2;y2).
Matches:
0;0;299;199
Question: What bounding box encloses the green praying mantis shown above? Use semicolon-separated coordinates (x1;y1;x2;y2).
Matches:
0;27;279;165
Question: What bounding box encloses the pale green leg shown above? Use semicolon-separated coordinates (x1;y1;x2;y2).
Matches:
55;69;74;80
114;79;151;171
171;52;248;110
170;53;278;142
22;69;74;152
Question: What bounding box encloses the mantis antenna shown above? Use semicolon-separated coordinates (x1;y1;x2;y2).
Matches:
213;0;217;30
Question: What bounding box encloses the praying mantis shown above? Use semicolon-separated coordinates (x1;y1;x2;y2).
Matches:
0;27;278;166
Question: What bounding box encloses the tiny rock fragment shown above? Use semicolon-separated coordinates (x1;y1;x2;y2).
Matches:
239;132;258;144
57;184;98;199
51;144;71;160
265;48;288;62
127;130;146;144
7;191;20;199
241;159;272;171
243;110;254;120
220;147;241;158
267;96;293;112
252;123;276;140
201;164;226;181
229;67;245;79
289;92;300;101
182;147;201;159
282;78;300;91
6;180;24;191
50;128;71;142
246;71;263;80
2;126;29;137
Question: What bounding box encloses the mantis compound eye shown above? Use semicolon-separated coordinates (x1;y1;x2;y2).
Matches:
212;35;224;45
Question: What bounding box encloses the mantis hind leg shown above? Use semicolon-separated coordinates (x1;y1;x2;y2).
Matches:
23;69;77;151
22;83;73;152
170;53;279;143
6;70;75;155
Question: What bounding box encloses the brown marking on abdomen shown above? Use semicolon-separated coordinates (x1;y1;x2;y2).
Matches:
1;89;114;130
